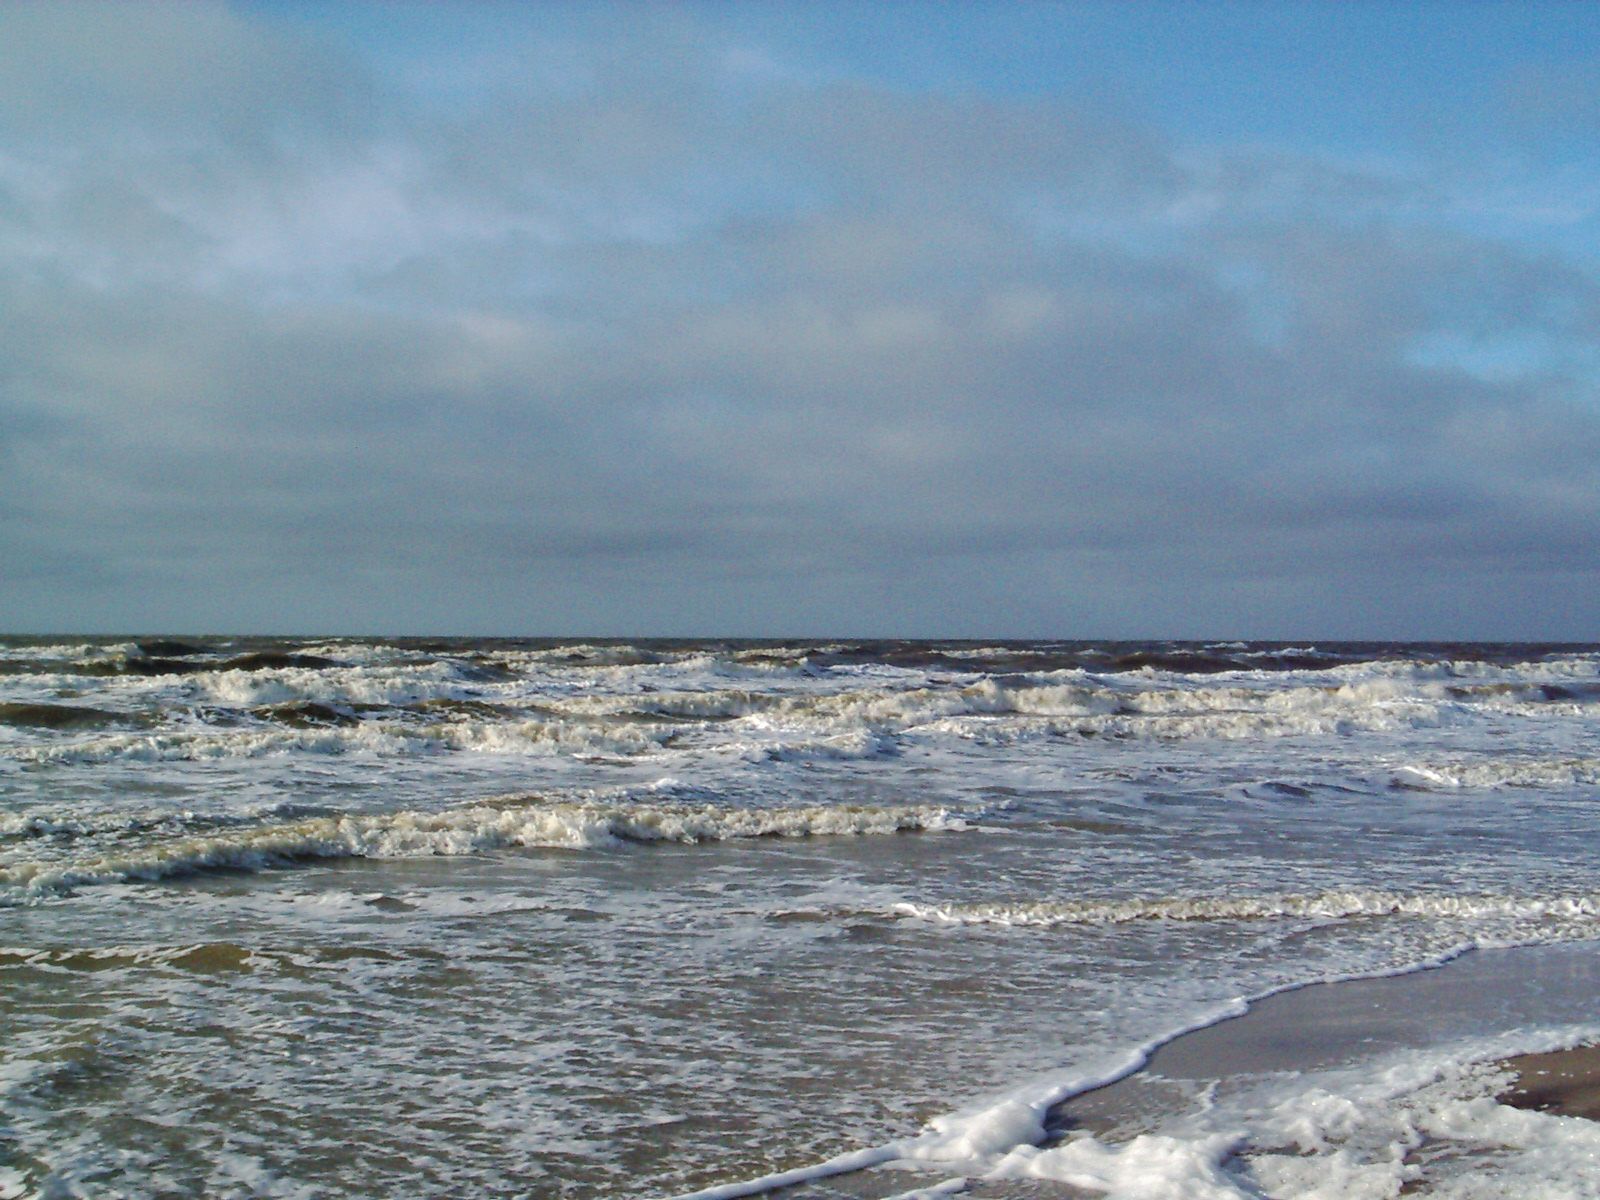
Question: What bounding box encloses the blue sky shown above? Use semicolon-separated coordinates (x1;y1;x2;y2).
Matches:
260;2;1600;157
3;1;1599;637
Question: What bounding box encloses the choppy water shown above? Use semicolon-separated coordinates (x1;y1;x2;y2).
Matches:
6;636;1600;1198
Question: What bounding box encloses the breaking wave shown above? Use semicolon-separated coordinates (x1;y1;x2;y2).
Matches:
5;719;678;766
552;670;1600;744
0;801;330;843
0;800;967;899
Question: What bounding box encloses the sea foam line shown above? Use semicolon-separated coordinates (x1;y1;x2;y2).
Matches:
892;890;1600;926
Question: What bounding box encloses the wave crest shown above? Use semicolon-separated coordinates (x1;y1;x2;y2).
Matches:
1;800;967;898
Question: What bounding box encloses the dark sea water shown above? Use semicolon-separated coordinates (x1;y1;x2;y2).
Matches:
6;636;1600;1198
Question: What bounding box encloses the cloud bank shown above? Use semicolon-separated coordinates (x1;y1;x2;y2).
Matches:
3;2;1598;636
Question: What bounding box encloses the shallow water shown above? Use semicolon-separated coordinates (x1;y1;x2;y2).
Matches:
5;637;1600;1197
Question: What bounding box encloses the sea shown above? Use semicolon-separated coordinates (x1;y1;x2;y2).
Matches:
6;636;1600;1199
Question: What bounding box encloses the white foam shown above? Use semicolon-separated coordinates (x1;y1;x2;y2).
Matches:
740;729;897;762
1327;654;1600;683
1394;757;1600;790
991;1131;1245;1198
190;660;486;707
984;1025;1600;1199
538;672;1491;749
662;995;1255;1200
4;717;674;766
0;641;136;662
893;890;1600;926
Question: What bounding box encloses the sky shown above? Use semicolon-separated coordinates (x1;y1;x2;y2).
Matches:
3;1;1600;639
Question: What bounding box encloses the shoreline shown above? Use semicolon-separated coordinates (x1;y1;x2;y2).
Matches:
1030;938;1600;1199
1057;937;1600;1126
755;938;1600;1199
1075;940;1600;1107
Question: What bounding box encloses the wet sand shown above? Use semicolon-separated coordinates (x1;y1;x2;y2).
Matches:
1499;1043;1600;1120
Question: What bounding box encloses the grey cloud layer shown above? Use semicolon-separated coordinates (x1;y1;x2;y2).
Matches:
3;2;1598;635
